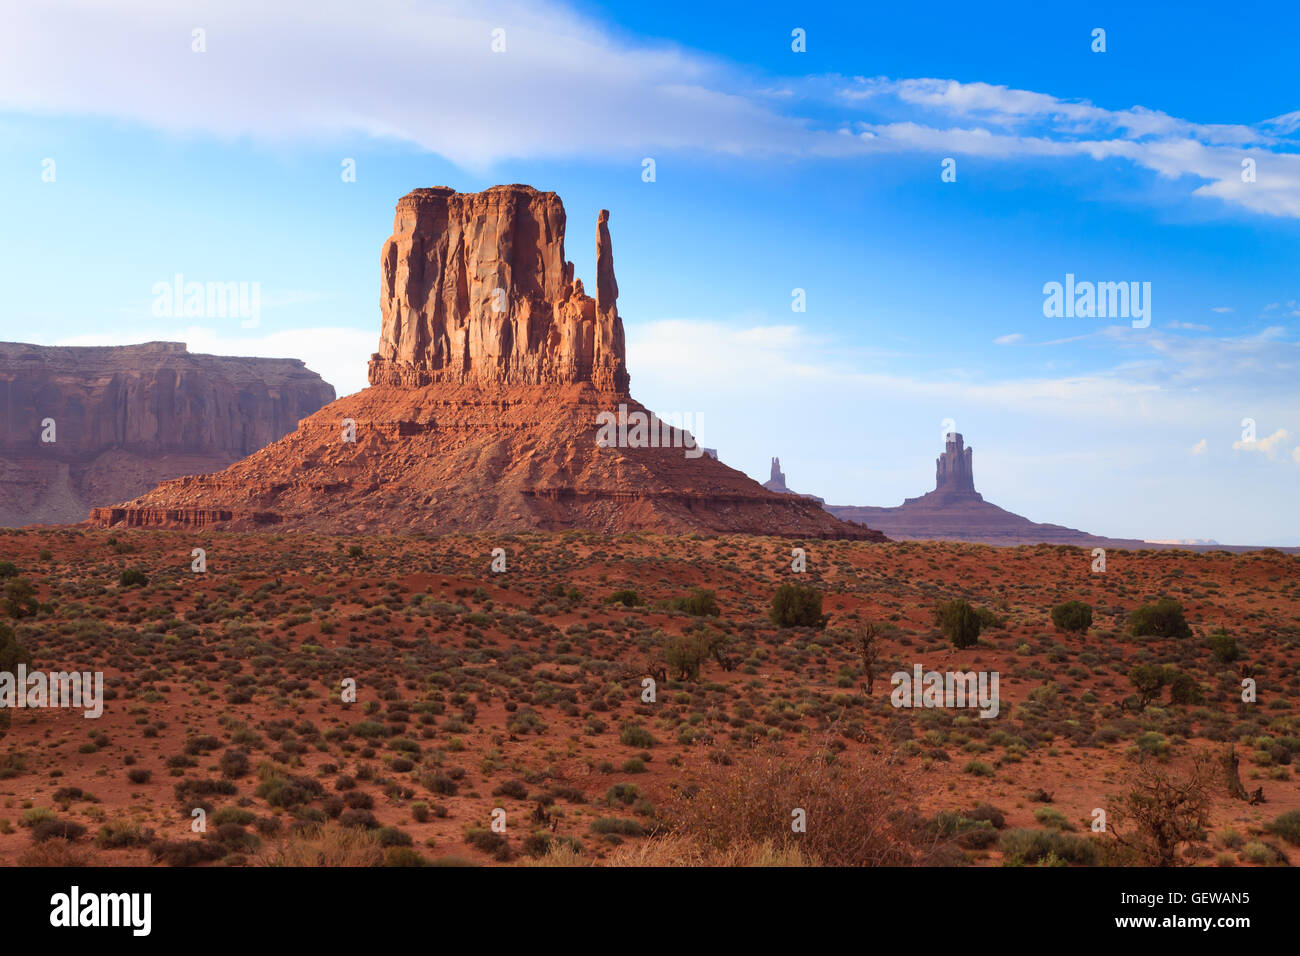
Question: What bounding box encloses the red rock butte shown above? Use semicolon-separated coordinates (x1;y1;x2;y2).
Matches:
826;432;1143;546
94;185;880;538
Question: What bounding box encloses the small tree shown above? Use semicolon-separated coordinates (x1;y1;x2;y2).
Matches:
1127;664;1171;710
1050;600;1093;634
1128;598;1191;638
1;579;38;619
935;599;980;649
769;583;826;629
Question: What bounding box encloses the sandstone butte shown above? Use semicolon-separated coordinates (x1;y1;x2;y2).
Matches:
825;432;1147;547
0;342;334;527
93;185;881;539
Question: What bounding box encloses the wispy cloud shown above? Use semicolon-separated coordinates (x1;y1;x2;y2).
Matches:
2;2;1298;217
993;333;1024;345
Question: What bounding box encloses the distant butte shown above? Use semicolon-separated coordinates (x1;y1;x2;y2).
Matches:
761;457;825;505
94;185;880;539
825;433;1145;547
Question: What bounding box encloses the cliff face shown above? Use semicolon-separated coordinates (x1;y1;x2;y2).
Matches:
0;342;334;526
368;185;629;392
95;186;879;539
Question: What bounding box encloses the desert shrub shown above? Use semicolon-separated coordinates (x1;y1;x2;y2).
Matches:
606;589;641;607
464;827;512;861
94;822;153;853
671;588;720;617
0;622;32;673
0;562;18;578
1128;598;1191;638
126;768;151;785
1167;671;1205;706
118;568;149;589
147;839;225;866
259;823;383;866
1208;630;1242;664
384;846;427;867
769;583;826;629
492;779;529;800
31;819;87;843
1050;601;1093;634
669;744;927;866
999;828;1097;866
218;748;251;779
590;817;647;837
619;724;658;748
375;827;412;848
1266;810;1300;847
935;599;981;649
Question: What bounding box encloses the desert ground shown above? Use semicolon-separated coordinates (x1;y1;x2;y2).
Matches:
1;527;1297;866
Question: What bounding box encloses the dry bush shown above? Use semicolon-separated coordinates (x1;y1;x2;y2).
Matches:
19;839;93;867
1108;751;1213;866
258;823;384;867
518;835;816;867
666;743;930;866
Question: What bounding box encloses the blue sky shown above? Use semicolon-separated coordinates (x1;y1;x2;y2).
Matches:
2;0;1298;543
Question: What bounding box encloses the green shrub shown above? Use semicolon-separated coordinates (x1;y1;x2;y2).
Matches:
999;828;1097;866
935;599;981;649
619;724;657;748
118;568;149;589
671;588;720;617
606;589;641;607
1128;598;1191;638
1050;601;1093;634
1208;630;1242;664
1266;810;1300;847
769;583;826;629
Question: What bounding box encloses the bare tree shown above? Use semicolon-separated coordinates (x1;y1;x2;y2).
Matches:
1110;752;1213;866
849;624;881;695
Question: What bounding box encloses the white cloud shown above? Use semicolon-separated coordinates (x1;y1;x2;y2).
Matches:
1232;427;1290;457
0;0;833;169
1191;438;1207;455
1167;321;1210;330
993;333;1024;345
2;4;1298;216
1210;306;1234;313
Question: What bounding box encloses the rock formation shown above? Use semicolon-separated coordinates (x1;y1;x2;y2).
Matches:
933;432;977;497
368;186;628;392
762;457;825;505
0;342;334;526
826;433;1142;546
95;186;879;539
